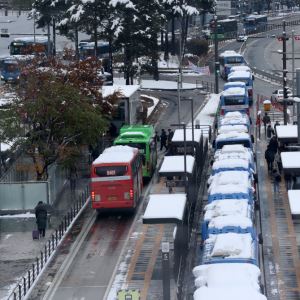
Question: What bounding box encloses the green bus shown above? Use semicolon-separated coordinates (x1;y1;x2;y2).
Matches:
113;125;157;179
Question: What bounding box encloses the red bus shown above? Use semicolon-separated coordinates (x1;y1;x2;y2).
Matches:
90;145;143;211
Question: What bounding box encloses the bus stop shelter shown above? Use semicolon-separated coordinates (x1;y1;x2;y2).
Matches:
288;190;300;218
281;152;300;176
276;125;298;145
158;155;198;204
143;193;188;282
170;128;205;171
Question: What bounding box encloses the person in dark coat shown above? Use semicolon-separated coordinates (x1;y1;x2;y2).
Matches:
272;168;281;193
268;135;279;153
167;128;174;145
265;148;275;171
160;129;168;151
266;124;274;139
262;113;271;135
35;201;48;238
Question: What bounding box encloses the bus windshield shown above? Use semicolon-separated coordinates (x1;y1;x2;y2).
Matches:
224;96;246;105
4;63;18;72
226;57;244;64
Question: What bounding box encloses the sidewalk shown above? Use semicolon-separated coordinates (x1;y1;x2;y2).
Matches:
0;176;89;299
256;129;300;300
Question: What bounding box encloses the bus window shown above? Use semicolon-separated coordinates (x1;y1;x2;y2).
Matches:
94;165;128;177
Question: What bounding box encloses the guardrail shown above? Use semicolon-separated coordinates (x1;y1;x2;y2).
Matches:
7;186;90;300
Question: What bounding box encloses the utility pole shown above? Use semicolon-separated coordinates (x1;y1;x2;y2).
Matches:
282;20;288;125
296;69;300;144
214;14;219;94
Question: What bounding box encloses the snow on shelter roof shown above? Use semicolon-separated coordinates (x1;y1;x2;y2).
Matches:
222;87;246;97
193;286;267;300
288;190;300;215
276;125;297;140
92;145;138;164
172;128;203;143
281;152;300;170
192;263;261;290
102;84;139;98
143;194;187;224
159;155;195;174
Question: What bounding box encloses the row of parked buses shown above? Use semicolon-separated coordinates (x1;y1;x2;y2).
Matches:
90;123;209;213
192;58;267;299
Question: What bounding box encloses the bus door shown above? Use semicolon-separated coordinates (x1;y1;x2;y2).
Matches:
91;163;135;210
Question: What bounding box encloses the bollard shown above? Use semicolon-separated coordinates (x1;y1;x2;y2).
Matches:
18;284;21;300
55;229;58;245
52;234;55;251
41;252;44;268
28;270;31;290
36;257;39;273
23;277;26;295
32;264;35;281
48;240;51;255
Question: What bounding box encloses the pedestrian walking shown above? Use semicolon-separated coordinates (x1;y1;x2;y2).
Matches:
160;129;168;151
272;168;281;194
266;124;274;140
154;131;160;143
256;113;261;139
167;128;174;148
69;166;78;193
262;112;271;136
265;147;275;172
35;201;48;238
268;135;279;153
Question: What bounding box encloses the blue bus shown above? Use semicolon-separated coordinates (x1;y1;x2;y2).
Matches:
201;225;259;266
244;14;268;34
219;50;245;80
220;86;249;115
79;41;109;60
0;59;20;83
9;36;52;57
228;71;254;105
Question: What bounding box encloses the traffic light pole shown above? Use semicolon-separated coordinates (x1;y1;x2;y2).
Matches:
214;15;219;94
282;20;288;125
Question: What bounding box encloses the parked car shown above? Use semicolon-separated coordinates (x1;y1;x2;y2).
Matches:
270;88;293;105
236;34;248;42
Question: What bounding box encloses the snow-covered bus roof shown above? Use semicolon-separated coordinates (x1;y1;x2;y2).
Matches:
224;81;246;89
204;199;251;222
193;263;261;290
212;158;252;172
12;36;48;43
228;71;252;80
230;66;251;73
219;50;243;58
172;128;204;143
218;125;248;134
216;131;251;142
93;145;138;164
208;215;253;230
221;87;246;97
209;182;251;196
193;286;267;300
159;155;195;174
208;170;251;187
143;193;187;224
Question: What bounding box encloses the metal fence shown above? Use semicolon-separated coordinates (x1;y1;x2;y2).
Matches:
6;186;90;300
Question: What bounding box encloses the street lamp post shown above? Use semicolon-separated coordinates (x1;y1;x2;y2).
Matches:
282;20;289;125
182;98;194;155
214;15;219;94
